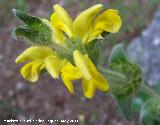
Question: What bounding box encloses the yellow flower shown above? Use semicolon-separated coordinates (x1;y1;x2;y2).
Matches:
73;50;109;98
15;4;121;98
51;4;121;44
58;50;109;98
15;46;79;94
15;47;66;82
16;47;109;98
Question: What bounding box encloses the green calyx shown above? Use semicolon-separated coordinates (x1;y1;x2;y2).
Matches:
85;39;102;65
58;37;103;66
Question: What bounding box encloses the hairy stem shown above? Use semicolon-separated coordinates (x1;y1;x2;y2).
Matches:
141;84;160;98
98;67;127;82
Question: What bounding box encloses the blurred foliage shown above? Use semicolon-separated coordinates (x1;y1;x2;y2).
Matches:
0;0;27;27
0;0;26;11
132;92;150;112
140;97;160;125
155;80;160;94
133;88;160;125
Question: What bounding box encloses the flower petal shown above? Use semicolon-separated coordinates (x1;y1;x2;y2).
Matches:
92;9;122;38
15;47;54;64
50;4;73;43
73;4;103;43
54;4;73;30
20;61;42;82
61;74;74;93
73;50;91;80
91;70;109;91
45;56;66;79
82;78;95;98
61;62;82;93
61;62;82;79
88;58;109;91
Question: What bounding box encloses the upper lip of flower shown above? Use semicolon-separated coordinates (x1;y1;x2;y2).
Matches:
50;4;122;44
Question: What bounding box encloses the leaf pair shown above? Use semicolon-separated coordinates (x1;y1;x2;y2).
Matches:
13;9;53;46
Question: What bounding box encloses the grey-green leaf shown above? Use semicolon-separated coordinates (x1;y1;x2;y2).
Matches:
12;9;54;46
13;9;41;28
117;96;133;120
108;43;128;64
108;43;142;120
14;25;50;46
140;97;160;125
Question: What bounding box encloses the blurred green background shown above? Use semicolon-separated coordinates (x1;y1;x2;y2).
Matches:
0;0;160;125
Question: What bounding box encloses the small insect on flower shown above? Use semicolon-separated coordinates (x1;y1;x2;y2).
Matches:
13;4;122;98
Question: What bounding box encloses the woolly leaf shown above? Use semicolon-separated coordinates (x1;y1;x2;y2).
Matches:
13;9;41;27
140;97;160;125
12;9;54;46
108;43;142;120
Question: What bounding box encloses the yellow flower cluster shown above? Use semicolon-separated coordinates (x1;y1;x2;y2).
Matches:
16;4;121;98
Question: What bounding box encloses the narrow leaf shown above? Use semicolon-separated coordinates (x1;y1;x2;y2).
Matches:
13;9;41;28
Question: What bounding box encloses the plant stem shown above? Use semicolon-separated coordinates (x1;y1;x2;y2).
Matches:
98;67;127;82
141;84;160;98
